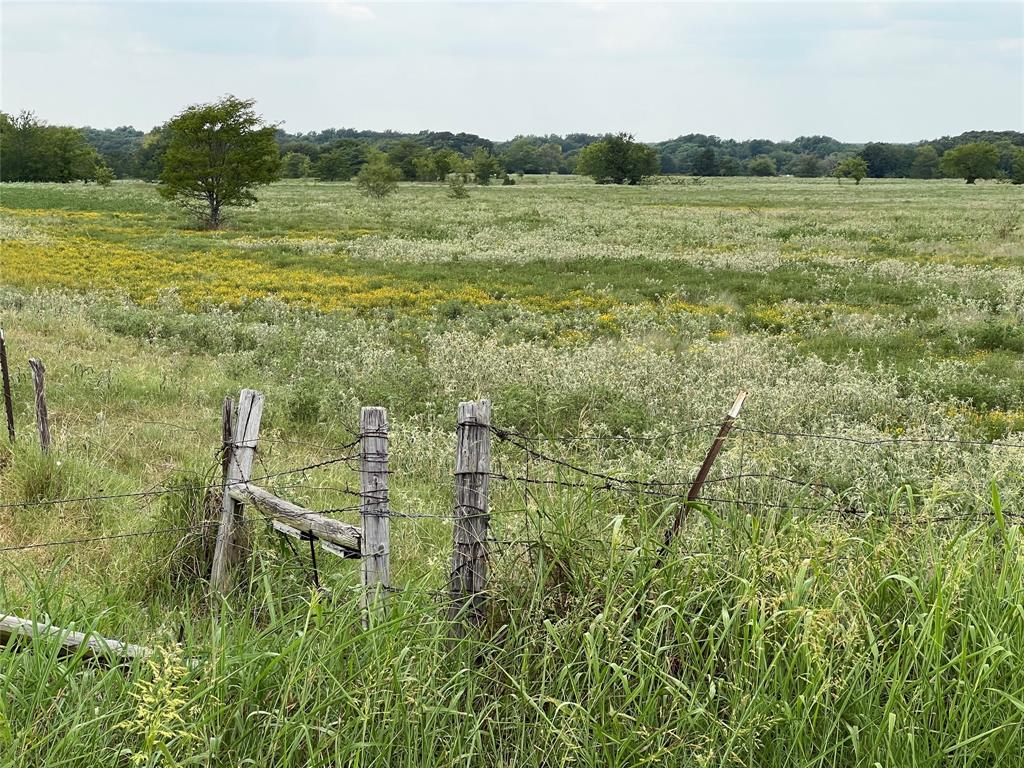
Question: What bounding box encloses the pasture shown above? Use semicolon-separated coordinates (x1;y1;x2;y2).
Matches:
0;176;1022;767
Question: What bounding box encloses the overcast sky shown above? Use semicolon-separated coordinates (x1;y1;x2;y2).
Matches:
2;1;1021;142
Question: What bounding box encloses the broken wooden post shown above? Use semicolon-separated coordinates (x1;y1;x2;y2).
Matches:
449;399;492;628
360;406;390;624
210;389;264;596
0;329;14;443
28;358;49;453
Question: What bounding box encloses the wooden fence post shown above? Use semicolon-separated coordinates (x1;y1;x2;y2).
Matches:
360;406;390;623
449;399;492;628
0;330;14;443
659;390;748;563
210;389;264;597
28;359;49;453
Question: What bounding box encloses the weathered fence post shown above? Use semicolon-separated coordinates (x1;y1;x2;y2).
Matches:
28;359;49;453
449;399;491;629
0;330;14;443
659;390;748;561
210;389;264;597
359;406;390;624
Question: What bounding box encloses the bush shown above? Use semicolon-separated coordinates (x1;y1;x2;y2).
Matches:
356;152;400;199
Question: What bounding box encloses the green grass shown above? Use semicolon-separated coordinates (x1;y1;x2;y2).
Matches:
0;176;1022;766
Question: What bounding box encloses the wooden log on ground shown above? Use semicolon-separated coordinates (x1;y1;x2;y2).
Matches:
0;614;151;663
228;483;361;554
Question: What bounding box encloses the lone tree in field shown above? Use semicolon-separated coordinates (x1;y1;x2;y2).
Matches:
939;142;999;184
576;133;659;185
356;152;400;200
158;96;280;228
835;156;868;185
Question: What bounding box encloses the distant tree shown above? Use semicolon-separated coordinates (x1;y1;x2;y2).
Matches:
315;148;352;181
81;126;144;178
356;151;400;199
281;151;312;178
0;112;101;182
909;145;939;179
471;147;500;185
939;142;1000;184
1011;148;1024;185
431;148;462;180
94;162;115;187
447;175;469;199
748;156;777;176
136;125;171;181
387;139;426;181
790;155;822;178
719;156;742;176
576;133;658;184
835;156;868;184
314;139;369;181
537;143;563;173
692;147;719;177
158;96;280;228
859;142;914;178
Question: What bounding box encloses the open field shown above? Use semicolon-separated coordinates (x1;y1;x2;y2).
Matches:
1;176;1023;766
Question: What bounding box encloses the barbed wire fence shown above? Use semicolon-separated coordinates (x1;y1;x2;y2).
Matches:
2;361;1022;657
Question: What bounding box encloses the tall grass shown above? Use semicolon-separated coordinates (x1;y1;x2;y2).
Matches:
2;494;1021;767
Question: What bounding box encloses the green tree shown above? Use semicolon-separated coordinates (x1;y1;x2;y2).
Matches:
94;162;115;187
471;148;500;185
692;147;719;177
719;156;742;176
281;152;311;178
356;151;400;199
314;139;368;181
835;157;868;184
1011;148;1024;185
859;143;914;178
939;142;1000;184
136;125;171;182
748;156;777;176
790;155;822;178
576;133;658;184
157;96;280;228
0;112;101;182
387;139;425;181
909;145;939;179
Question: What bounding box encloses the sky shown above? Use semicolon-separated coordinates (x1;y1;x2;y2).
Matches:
1;1;1022;143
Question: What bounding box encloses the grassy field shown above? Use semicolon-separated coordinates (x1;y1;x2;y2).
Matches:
0;176;1023;767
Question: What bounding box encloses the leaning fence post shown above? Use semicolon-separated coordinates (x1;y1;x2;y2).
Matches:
659;390;748;563
360;406;390;624
449;399;492;629
210;389;264;597
28;359;49;453
0;330;14;443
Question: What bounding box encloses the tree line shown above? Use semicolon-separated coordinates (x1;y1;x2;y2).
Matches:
3;103;1023;185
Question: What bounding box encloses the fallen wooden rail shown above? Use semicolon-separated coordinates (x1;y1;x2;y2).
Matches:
229;483;361;556
1;614;151;663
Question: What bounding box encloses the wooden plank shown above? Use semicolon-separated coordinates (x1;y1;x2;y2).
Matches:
228;483;360;554
0;614;151;663
0;329;14;443
360;406;390;622
449;399;491;627
28;358;49;452
210;389;264;595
